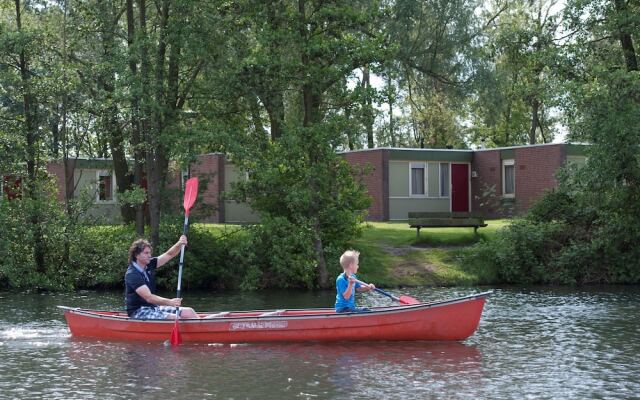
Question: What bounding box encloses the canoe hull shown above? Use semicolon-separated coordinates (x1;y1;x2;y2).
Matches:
61;292;490;343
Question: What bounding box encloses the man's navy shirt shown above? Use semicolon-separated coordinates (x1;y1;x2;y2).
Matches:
124;257;158;316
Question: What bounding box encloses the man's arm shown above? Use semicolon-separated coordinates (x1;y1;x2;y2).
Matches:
157;235;188;268
135;285;181;307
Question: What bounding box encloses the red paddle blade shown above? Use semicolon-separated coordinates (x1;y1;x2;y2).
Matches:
399;295;421;305
183;177;199;216
170;319;182;346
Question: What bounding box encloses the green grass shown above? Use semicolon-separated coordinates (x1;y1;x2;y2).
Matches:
194;220;509;288
352;220;509;288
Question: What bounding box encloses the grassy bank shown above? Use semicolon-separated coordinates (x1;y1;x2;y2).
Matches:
351;220;509;288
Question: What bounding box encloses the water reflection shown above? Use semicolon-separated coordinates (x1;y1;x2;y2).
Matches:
57;340;482;399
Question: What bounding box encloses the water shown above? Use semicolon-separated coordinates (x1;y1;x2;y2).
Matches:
1;286;639;399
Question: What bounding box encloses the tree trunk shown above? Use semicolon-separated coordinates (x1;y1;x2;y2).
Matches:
614;0;638;72
127;0;145;235
362;66;375;148
97;1;135;224
345;105;355;150
262;93;285;141
249;94;269;141
138;0;154;243
15;0;45;273
299;0;329;288
387;74;395;147
263;3;286;141
529;98;540;144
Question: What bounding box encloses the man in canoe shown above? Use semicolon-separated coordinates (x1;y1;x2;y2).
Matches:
125;236;200;319
335;250;375;313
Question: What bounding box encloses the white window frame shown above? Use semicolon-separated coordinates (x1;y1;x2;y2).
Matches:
439;162;450;198
502;159;515;198
409;162;427;197
96;170;117;204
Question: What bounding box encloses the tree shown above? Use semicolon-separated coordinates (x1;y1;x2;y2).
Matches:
469;0;563;146
214;0;383;288
389;0;481;148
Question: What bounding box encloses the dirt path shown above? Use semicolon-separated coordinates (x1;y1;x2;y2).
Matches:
379;244;440;283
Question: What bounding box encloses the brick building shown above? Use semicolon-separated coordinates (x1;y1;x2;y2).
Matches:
343;143;587;220
35;143;586;223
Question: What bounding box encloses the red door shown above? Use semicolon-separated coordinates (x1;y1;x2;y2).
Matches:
451;164;469;212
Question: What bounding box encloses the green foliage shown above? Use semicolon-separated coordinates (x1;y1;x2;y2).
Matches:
117;185;147;208
461;0;640;285
229;125;371;288
468;219;571;283
240;218;318;289
0;178;76;290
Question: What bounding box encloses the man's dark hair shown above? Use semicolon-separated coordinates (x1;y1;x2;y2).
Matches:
128;239;152;264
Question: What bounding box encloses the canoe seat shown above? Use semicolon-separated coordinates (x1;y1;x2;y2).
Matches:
259;309;285;317
202;311;230;319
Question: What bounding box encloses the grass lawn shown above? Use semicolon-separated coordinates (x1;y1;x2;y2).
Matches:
351;220;509;288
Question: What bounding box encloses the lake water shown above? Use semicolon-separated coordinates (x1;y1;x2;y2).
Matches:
1;286;639;399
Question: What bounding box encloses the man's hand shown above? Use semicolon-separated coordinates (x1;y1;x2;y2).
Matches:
177;235;187;248
167;297;182;307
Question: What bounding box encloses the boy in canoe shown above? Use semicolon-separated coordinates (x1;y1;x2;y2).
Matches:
125;236;201;319
335;250;375;313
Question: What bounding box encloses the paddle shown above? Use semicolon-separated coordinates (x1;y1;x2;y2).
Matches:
353;277;420;305
170;177;199;347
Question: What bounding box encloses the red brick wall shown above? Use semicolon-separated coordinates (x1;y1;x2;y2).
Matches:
341;150;388;221
191;154;225;223
514;145;565;214
46;162;67;203
166;153;225;223
471;150;502;217
472;144;566;217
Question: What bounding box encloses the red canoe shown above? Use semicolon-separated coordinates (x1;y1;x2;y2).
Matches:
59;291;491;343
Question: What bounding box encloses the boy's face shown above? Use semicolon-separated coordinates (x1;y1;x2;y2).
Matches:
348;260;359;274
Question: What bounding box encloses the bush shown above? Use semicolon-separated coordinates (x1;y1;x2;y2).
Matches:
462;189;640;285
67;222;251;291
466;219;571;284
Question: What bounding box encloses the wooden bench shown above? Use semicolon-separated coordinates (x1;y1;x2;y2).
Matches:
408;212;487;237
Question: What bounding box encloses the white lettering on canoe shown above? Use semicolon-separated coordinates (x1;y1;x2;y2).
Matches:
229;321;288;331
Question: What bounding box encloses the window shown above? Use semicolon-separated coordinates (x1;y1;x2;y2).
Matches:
97;170;115;202
410;163;426;196
439;163;450;197
502;159;515;197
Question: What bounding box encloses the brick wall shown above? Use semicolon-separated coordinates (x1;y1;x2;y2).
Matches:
472;144;566;217
191;154;225;223
46;161;68;203
514;145;565;214
166;153;225;223
341;150;388;221
471;150;502;218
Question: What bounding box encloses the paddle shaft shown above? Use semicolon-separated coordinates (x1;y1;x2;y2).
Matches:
351;278;400;301
176;215;190;302
171;177;198;346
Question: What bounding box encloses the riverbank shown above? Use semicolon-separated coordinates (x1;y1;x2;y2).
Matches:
0;220;509;291
352;220;509;288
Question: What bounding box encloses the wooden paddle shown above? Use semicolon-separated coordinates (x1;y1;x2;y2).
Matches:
170;177;199;347
353;277;420;305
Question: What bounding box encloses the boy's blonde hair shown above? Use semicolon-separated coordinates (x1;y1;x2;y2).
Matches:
340;250;360;270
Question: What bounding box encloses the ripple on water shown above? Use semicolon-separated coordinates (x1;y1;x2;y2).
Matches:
1;287;639;400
